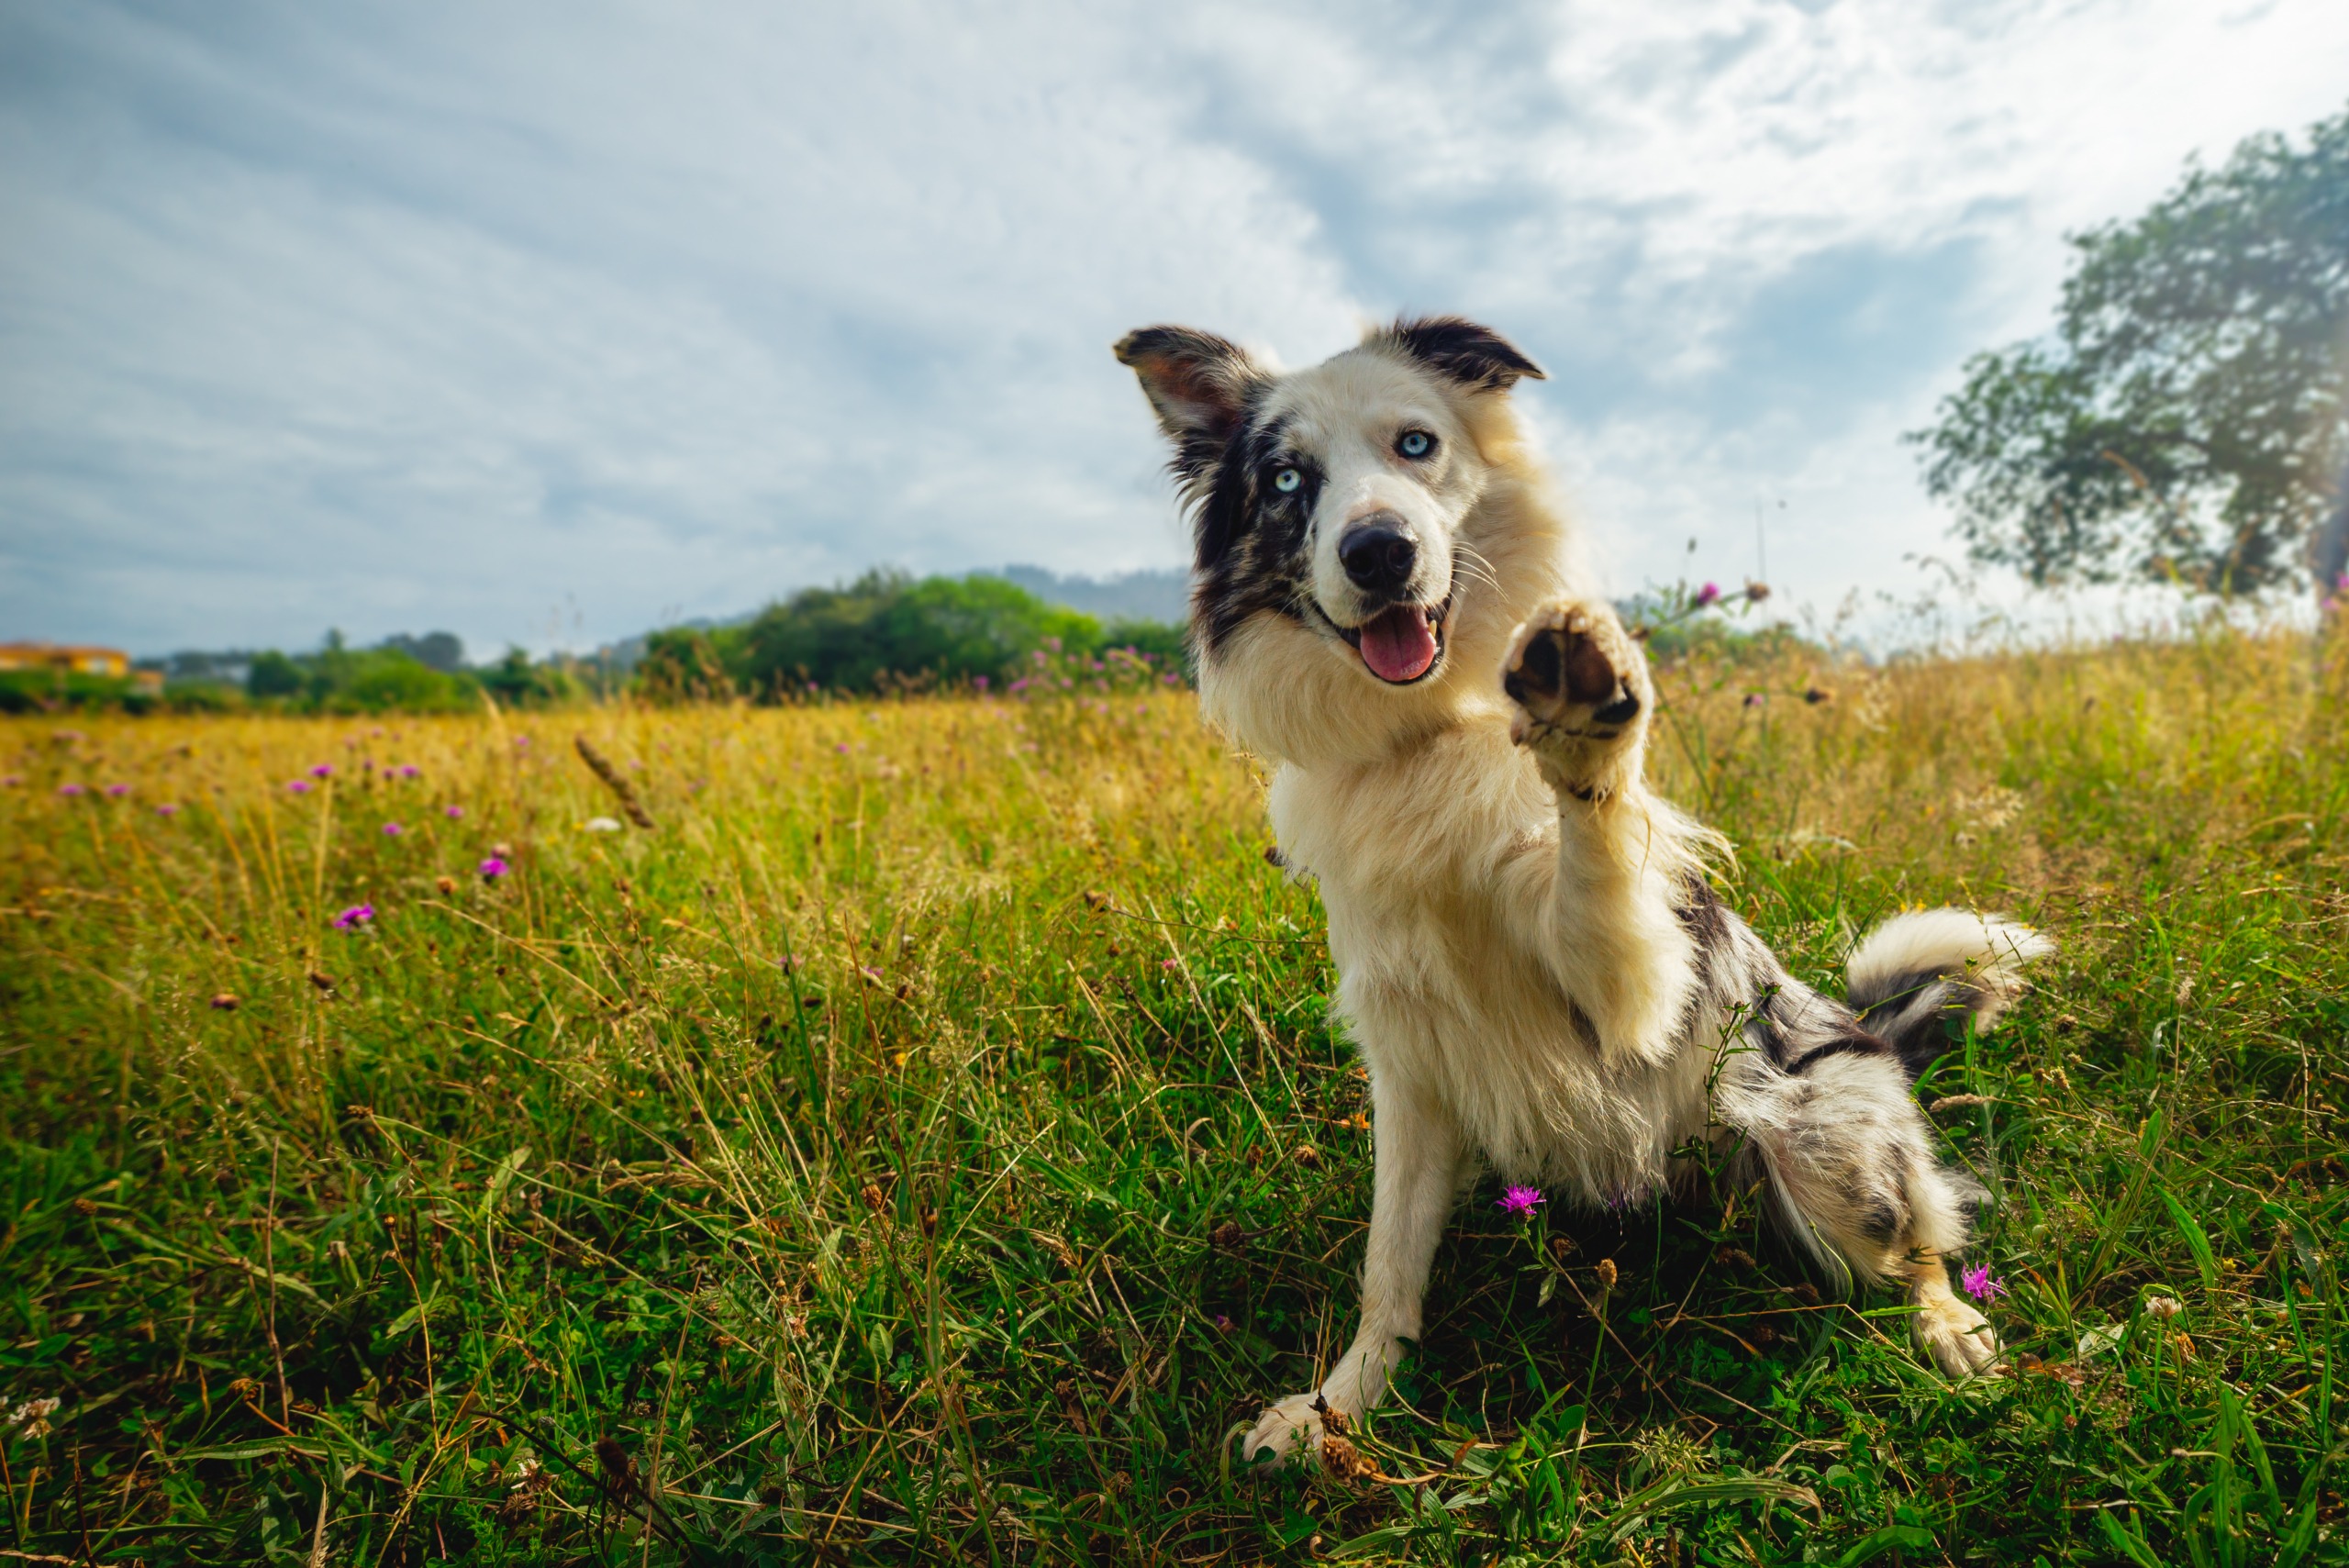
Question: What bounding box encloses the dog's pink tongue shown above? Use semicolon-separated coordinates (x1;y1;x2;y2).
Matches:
1359;606;1437;683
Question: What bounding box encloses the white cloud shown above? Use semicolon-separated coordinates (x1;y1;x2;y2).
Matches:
0;0;2343;654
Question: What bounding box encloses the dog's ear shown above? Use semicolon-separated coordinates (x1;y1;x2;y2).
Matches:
1378;316;1545;393
1114;327;1268;470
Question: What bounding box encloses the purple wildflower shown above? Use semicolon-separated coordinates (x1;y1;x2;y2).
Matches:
1212;1313;1233;1332
444;804;464;818
332;903;375;930
1160;957;1178;971
309;763;333;779
382;822;404;837
1696;582;1722;607
57;783;85;797
1497;1184;1546;1218
105;784;130;798
287;780;312;795
834;742;850;754
155;803;180;817
974;674;989;691
1;775;20;786
398;764;420;778
1960;1264;2008;1302
479;855;508;881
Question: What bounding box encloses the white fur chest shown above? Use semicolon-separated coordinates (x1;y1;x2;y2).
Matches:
1267;730;1714;1202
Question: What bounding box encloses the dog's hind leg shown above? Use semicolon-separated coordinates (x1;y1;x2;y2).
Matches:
1241;1078;1464;1471
1733;1051;1999;1375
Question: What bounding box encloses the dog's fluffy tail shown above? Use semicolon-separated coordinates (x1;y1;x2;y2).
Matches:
1846;910;2054;1079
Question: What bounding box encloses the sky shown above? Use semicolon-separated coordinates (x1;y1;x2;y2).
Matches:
3;0;2346;659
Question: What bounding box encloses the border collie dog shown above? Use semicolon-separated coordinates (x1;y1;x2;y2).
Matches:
1114;317;2051;1469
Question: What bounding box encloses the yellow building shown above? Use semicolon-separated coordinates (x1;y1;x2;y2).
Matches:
0;642;133;677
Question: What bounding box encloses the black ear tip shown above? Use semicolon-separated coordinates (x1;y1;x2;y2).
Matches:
1384;315;1545;390
1115;325;1218;370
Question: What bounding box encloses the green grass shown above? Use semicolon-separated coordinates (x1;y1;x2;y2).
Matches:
3;628;2345;1565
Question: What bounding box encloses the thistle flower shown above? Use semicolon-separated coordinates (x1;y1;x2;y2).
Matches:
57;783;84;796
155;803;180;817
287;780;312;795
332;903;375;930
310;763;333;779
1497;1184;1545;1218
1695;582;1722;607
444;805;464;818
1960;1263;2008;1301
383;821;404;837
105;784;130;797
479;855;508;881
399;763;419;777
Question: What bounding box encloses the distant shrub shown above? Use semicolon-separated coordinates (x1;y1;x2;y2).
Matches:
636;628;739;706
0;670;148;713
476;647;581;708
246;650;305;698
334;651;472;713
732;570;1103;697
161;682;244;714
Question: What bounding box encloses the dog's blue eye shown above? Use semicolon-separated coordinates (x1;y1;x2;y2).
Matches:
1397;430;1434;459
1273;468;1302;494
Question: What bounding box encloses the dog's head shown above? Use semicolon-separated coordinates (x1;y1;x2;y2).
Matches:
1117;317;1555;759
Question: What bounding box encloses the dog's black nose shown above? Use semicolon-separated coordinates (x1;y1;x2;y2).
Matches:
1339;517;1417;593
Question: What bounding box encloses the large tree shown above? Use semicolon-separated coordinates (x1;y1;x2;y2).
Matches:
1910;104;2349;596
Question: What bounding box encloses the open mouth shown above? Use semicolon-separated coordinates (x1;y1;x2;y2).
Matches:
1336;598;1449;684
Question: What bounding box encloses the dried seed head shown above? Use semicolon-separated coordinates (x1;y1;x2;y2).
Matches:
1596;1258;1619;1291
1319;1432;1371;1482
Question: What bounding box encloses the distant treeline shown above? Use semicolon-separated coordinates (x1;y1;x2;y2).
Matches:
636;570;1187;702
5;572;1190;716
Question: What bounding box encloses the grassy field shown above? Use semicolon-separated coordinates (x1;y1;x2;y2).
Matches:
3;626;2345;1565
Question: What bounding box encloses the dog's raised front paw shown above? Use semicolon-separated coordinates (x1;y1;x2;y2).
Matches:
1238;1390;1334;1473
1502;601;1649;795
1915;1292;1999;1377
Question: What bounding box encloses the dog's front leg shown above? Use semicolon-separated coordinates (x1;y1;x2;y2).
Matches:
1241;1077;1462;1472
1503;600;1698;1065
